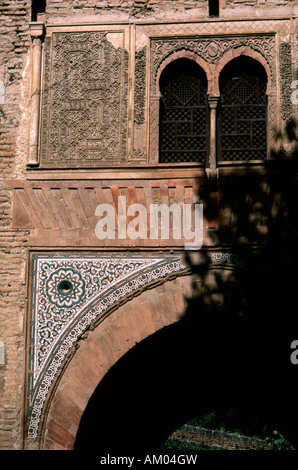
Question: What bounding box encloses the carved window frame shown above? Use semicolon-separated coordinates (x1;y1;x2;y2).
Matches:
148;35;278;169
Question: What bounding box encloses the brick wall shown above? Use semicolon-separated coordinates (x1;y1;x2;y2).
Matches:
0;230;28;449
0;1;31;225
44;0;298;20
45;0;207;20
0;0;31;182
226;0;295;6
0;1;30;450
222;0;298;19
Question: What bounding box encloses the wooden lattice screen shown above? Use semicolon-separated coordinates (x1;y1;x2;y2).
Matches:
159;69;209;164
218;73;267;162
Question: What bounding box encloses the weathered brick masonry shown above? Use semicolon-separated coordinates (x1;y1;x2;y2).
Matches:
0;1;31;450
0;230;28;449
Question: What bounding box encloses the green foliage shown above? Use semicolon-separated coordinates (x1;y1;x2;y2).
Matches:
186;409;295;450
188;409;247;435
265;430;295;450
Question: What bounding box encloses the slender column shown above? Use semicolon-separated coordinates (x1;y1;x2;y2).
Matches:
266;88;278;159
28;23;44;166
149;94;161;164
206;96;219;183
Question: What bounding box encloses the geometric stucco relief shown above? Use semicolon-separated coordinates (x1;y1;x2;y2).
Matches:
150;34;276;87
40;31;128;167
27;251;243;440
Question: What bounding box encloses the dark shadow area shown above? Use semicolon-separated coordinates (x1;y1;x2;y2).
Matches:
31;0;46;21
74;303;295;451
75;120;298;452
183;118;298;449
209;0;219;17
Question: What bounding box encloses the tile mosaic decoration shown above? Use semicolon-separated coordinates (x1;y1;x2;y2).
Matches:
27;252;241;440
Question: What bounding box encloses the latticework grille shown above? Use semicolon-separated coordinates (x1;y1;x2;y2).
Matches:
218;74;267;161
160;75;208;163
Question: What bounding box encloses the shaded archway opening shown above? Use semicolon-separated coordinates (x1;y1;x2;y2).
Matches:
159;58;209;164
218;56;268;162
74;307;296;451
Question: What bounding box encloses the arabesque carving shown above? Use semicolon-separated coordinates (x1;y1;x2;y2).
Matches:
40;31;128;167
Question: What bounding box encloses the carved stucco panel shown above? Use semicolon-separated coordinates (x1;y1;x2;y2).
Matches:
40;31;128;167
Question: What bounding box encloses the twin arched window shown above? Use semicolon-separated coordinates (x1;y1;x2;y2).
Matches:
159;56;268;164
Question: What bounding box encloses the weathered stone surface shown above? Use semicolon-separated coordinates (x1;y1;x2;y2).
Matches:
169;424;273;450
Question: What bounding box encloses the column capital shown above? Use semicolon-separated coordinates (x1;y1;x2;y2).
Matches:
151;93;162;101
29;22;45;40
205;168;219;190
208;95;220;109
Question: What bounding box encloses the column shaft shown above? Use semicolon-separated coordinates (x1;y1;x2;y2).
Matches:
28;37;42;165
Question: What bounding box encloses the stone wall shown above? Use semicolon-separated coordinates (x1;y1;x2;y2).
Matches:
44;0;298;22
45;0;207;21
169;424;273;450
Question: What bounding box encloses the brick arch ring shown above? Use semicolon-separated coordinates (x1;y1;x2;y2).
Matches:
155;49;213;96
213;46;272;96
40;274;193;450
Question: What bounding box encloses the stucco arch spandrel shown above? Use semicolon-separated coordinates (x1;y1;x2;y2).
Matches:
214;47;272;96
27;252;242;448
40;274;193;450
155;50;214;95
26;253;191;446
